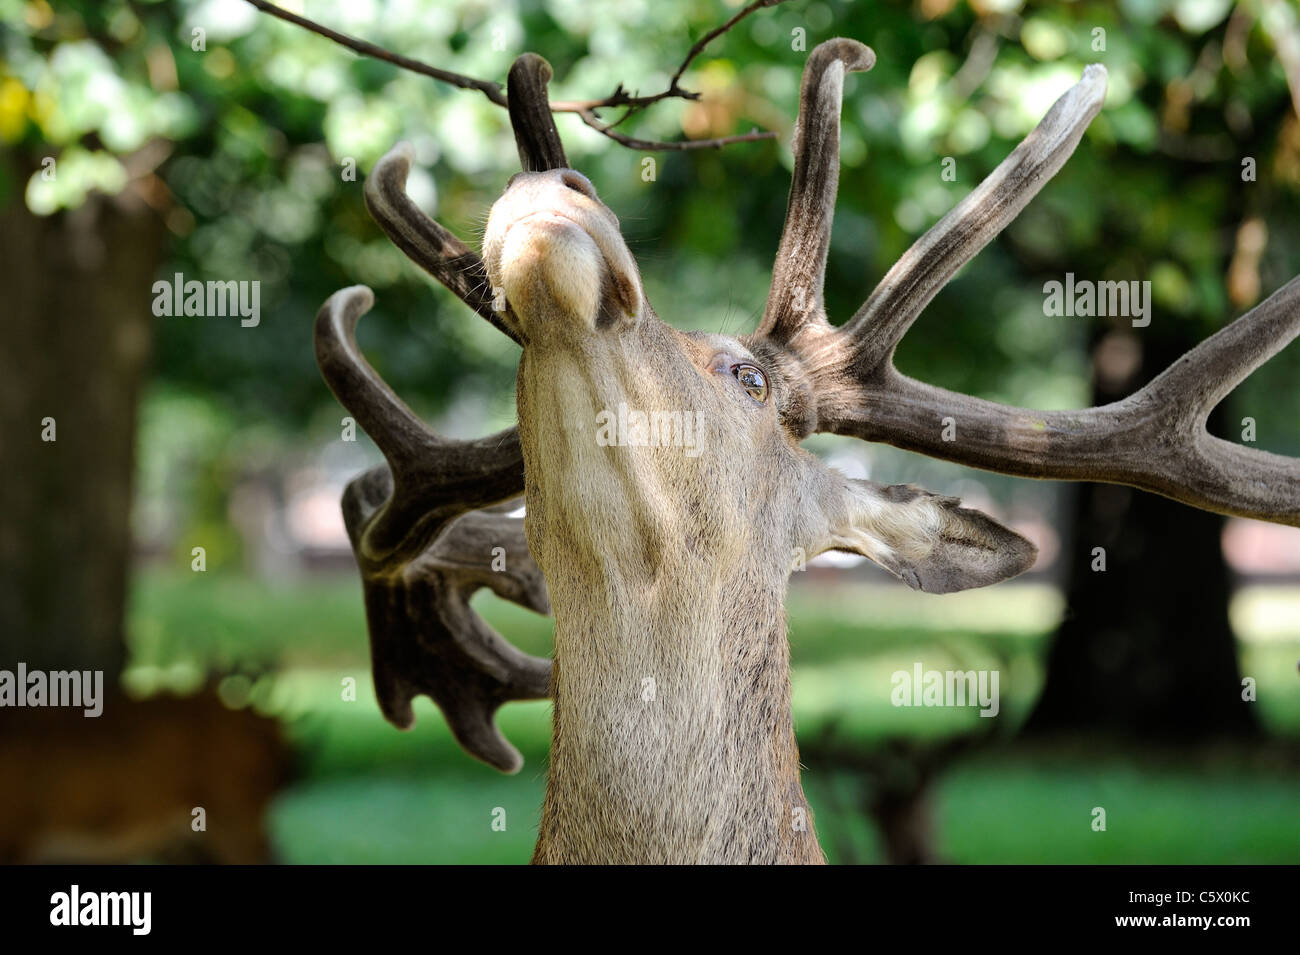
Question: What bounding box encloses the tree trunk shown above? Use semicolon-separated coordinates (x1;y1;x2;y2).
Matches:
0;164;163;679
1025;333;1257;738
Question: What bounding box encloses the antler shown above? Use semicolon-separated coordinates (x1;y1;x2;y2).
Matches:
759;38;875;345
317;287;547;772
760;40;1300;527
315;56;575;771
364;143;514;342
508;54;569;172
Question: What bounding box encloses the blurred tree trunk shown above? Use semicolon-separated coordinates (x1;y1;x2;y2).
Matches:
0;159;163;680
1025;334;1257;738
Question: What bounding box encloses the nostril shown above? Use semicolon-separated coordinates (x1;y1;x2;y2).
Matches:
560;171;595;198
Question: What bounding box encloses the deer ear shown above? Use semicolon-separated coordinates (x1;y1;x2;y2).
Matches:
821;479;1037;594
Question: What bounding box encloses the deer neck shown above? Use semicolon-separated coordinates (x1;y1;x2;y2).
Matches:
518;348;823;865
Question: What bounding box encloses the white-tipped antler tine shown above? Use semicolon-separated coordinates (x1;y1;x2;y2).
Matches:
364;145;520;343
758;38;875;346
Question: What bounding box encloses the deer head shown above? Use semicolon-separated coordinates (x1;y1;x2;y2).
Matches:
483;42;1034;610
316;44;1300;864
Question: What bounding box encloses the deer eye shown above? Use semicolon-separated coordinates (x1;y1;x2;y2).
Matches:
731;363;769;404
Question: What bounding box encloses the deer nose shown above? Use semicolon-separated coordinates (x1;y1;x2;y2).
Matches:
558;170;596;198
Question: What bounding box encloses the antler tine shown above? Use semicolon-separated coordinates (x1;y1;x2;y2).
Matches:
508;53;569;171
317;286;548;770
364;143;520;344
315;286;526;562
818;276;1300;525
345;469;551;773
361;53;567;356
775;59;1300;527
757;38;875;346
844;64;1108;376
319;51;588;776
1144;273;1300;428
315;285;432;475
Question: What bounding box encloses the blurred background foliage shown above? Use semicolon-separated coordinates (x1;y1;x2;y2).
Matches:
3;0;1300;863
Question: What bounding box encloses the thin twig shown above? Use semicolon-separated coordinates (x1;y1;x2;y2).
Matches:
577;109;775;150
242;0;507;106
670;0;786;91
241;0;789;151
550;0;789;114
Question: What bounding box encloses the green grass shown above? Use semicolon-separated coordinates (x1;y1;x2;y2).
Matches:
937;750;1300;864
269;772;546;864
267;750;1300;864
126;569;1300;863
126;570;371;671
806;750;1300;865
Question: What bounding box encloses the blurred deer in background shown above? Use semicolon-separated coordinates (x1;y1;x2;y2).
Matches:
315;41;1300;864
0;688;291;863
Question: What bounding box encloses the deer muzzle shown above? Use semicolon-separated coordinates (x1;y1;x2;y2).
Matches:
484;170;641;334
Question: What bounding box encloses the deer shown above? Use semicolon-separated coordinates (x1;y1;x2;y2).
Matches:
0;688;291;864
314;41;1300;864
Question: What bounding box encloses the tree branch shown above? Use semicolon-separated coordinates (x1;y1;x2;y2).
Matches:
552;0;789;113
576;108;775;150
242;0;790;151
242;0;508;105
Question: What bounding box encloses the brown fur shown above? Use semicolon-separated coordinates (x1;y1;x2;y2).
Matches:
0;690;291;863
